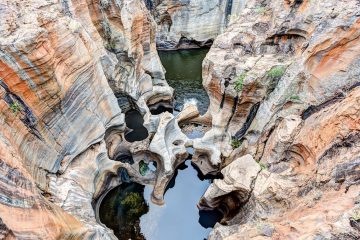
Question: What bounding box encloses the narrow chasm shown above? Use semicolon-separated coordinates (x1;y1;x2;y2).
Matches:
97;47;224;240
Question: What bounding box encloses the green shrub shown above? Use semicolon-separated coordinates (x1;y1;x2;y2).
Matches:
235;73;246;92
121;192;147;219
267;66;286;79
231;138;241;149
9;101;22;114
104;40;116;50
258;162;267;170
352;212;360;221
139;160;149;176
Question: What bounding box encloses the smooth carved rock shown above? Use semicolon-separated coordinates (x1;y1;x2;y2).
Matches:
110;111;190;205
49;142;125;239
147;0;245;49
0;0;175;238
202;0;360;238
0;0;359;239
0;134;87;239
199;154;260;220
176;102;201;125
75;0;174;112
149;112;190;204
261;114;302;165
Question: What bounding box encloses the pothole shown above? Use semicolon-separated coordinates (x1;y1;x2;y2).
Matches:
98;47;220;240
124;109;149;142
98;160;223;240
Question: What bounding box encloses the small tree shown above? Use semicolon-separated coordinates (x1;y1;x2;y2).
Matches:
139;160;149;176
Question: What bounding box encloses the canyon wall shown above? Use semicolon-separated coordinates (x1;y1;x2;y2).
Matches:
145;0;245;49
197;0;360;239
0;0;359;239
0;0;172;238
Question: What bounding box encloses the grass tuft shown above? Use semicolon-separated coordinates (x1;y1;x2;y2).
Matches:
351;212;360;221
9;101;22;114
255;7;266;14
267;66;286;79
235;73;246;92
231;138;242;149
258;162;267;170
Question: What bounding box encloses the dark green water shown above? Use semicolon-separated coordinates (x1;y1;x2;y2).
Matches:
158;49;210;114
99;183;148;240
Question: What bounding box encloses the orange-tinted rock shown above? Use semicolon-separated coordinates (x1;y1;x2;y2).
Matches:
0;0;172;238
200;0;360;239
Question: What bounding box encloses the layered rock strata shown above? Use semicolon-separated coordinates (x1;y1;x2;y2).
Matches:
0;0;174;238
195;0;360;239
1;0;359;239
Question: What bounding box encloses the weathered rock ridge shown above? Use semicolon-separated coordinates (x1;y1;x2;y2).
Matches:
0;0;174;238
192;0;360;239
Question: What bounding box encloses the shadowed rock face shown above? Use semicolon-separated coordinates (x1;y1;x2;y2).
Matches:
193;0;360;239
145;0;245;49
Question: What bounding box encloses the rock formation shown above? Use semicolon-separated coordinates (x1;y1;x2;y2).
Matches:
195;0;360;239
146;0;245;49
0;0;174;238
199;154;260;222
0;0;359;239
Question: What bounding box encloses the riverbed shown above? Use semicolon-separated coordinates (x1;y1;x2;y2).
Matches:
99;48;218;240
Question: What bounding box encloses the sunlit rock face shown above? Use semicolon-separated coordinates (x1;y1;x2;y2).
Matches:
145;0;245;49
0;0;173;238
0;136;87;239
198;0;360;239
69;0;174;112
0;0;359;239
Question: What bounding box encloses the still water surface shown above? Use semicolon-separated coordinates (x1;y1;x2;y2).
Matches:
158;49;210;114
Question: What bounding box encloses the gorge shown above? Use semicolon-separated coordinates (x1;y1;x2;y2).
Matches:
0;0;360;240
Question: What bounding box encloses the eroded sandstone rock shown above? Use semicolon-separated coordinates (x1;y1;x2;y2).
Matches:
200;0;360;238
199;154;260;222
0;0;174;238
0;0;359;239
146;0;245;49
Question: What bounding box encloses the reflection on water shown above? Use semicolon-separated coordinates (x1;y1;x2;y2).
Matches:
140;161;222;240
158;49;210;115
99;183;148;240
99;160;223;240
